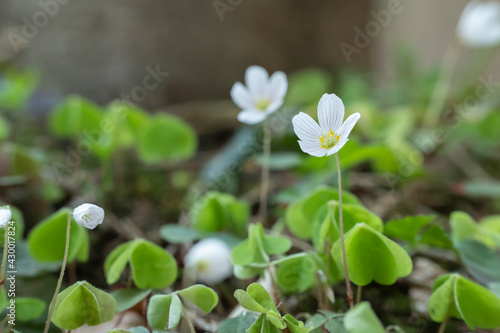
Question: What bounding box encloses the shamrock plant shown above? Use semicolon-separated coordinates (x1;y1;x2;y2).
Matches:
147;284;218;331
50;281;116;330
104;238;177;289
234;283;311;333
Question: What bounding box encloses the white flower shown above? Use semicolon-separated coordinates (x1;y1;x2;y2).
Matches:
230;65;288;125
184;238;232;284
0;206;12;228
73;203;105;230
456;0;500;48
292;93;360;157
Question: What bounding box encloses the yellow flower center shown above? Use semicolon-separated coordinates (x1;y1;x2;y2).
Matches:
254;98;272;111
320;130;340;149
197;260;209;272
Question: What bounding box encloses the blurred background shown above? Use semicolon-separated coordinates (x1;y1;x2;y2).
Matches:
2;0;496;108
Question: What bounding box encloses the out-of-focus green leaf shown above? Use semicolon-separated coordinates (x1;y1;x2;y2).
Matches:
218;315;257;333
455;239;500;285
49;95;104;137
285;186;359;240
137;113;197;164
112;288;151;312
344;302;385;333
285;69;332;106
429;273;500;330
384;215;435;245
27;208;88;263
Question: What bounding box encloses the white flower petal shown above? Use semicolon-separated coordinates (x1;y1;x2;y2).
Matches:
0;206;11;228
231;82;254;109
184;238;232;284
292;112;321;142
326;139;348;156
265;71;288;101
245;65;269;97
298;140;327;157
457;0;500;48
237;109;267;124
265;99;284;114
338;113;361;139
318;93;345;132
73;203;104;230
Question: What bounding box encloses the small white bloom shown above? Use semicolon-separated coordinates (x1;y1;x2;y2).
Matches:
456;0;500;48
73;203;105;230
184;238;232;284
0;206;12;228
292;93;360;157
230;65;288;125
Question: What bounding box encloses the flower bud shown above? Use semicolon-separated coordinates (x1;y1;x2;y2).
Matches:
73;203;105;230
0;206;12;228
184;238;232;284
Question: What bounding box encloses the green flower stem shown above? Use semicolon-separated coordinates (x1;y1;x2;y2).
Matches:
43;213;73;333
268;265;288;314
438;315;450;333
259;117;271;226
356;285;362;305
0;227;9;285
335;153;354;308
181;303;196;333
423;42;460;128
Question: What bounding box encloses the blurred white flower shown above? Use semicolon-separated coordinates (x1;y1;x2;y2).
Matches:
456;0;500;48
0;206;12;228
184;238;232;284
230;65;288;125
292;93;360;157
73;203;105;230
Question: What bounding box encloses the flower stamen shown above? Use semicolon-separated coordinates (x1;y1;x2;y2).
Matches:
319;130;340;149
254;98;272;111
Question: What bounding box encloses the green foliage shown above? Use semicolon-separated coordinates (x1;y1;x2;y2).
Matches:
107;328;149;333
234;283;311;333
331;223;412;286
0;69;39;109
138;113;197;164
312;201;383;252
305;311;346;333
51;281;116;330
11;297;46;322
27;208;89;263
160;224;203;243
276;253;317;293
219;315;258;333
344;302;385;333
0;115;10;141
231;223;291;279
0;143;43;177
429;274;500;330
285;186;360;240
419;225;454;250
455;239;500;285
112;288;151;312
148;293;183;330
384;215;435;246
450;211;496;248
177;284;219;313
189;191;249;236
104;238;177;289
147;285;218;330
49;95;104;138
285;69;332;106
